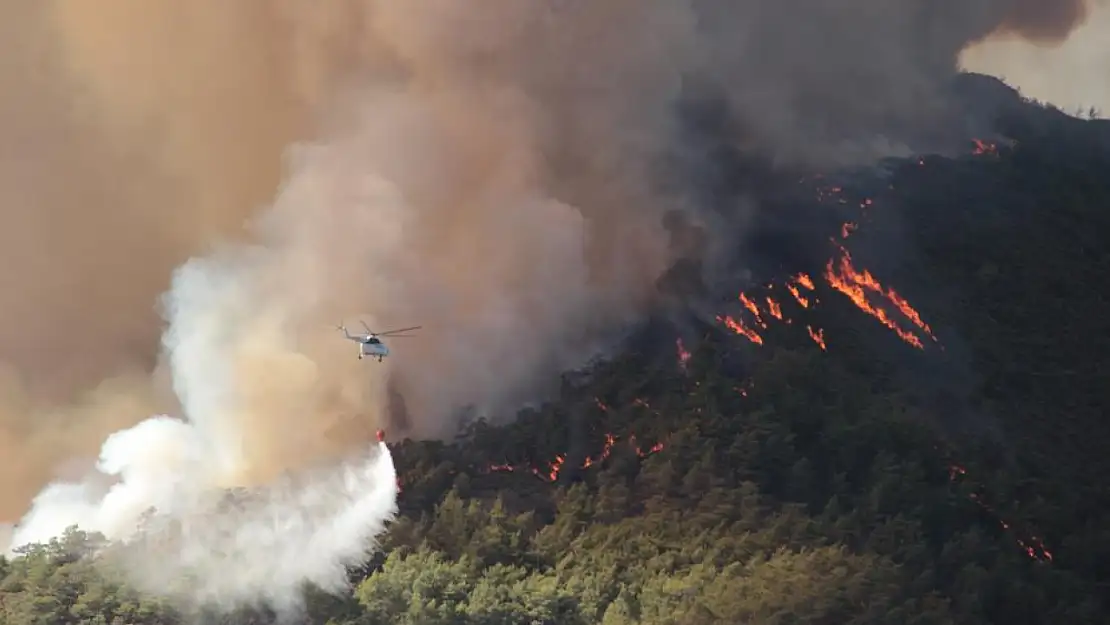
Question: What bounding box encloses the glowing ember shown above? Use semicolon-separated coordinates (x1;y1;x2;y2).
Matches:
971;138;998;155
675;337;692;369
478;397;1049;566
628;434;666;458
948;462;1052;562
483;431;660;483
544;455;566;481
814;182;844;203
806;325;826;350
739;293;768;328
582;433;617;468
765;296;783;321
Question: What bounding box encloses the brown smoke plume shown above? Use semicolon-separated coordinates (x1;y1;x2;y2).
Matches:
991;0;1092;42
0;0;328;521
0;0;1097;528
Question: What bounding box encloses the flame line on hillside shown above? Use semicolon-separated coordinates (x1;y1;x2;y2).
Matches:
946;461;1052;563
716;174;941;352
455;388;1053;565
824;243;937;348
480;429;664;483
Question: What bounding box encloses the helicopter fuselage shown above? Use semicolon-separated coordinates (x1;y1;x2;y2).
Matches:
336;322;419;361
359;339;389;361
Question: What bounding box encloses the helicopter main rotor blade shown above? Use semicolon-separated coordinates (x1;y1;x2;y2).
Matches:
359;320;372;333
377;325;422;336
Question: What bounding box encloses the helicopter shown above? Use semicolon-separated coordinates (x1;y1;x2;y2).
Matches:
335;320;422;362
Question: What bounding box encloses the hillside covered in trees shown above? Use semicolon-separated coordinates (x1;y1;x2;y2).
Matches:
3;74;1109;624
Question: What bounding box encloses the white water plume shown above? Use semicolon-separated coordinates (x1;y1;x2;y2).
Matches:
2;139;410;610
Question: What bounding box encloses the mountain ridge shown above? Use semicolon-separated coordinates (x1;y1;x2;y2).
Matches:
3;70;1109;624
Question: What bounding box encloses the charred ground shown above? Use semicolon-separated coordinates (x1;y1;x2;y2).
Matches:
4;72;1110;624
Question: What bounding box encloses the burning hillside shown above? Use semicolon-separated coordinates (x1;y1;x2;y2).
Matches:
713;138;1001;354
382;130;1068;570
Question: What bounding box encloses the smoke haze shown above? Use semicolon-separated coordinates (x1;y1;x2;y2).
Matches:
962;2;1110;113
0;0;1102;610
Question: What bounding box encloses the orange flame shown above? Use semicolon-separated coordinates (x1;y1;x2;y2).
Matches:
717;314;764;345
883;290;936;340
765;296;783;321
806;325;826;350
715;184;935;354
824;247;933;349
948;462;1052;562
545;454;566;481
485;430;662;484
832;246;936;341
628;434;666;458
787;283;810;308
488;426;1050;565
739;293;768;328
582;433;617;468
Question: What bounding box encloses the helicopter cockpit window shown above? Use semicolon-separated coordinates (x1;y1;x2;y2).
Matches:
368;337;381;344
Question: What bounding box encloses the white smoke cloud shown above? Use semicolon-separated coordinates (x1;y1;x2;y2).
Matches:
1;131;422;610
1;78;651;613
112;441;399;613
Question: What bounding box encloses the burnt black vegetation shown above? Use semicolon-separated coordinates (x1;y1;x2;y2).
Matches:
3;73;1109;625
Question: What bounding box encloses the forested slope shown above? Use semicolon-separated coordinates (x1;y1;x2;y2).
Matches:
3;80;1109;625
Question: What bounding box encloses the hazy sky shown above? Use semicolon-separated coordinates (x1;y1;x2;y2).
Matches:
963;3;1110;114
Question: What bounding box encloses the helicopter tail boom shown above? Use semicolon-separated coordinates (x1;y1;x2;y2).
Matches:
335;324;361;341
